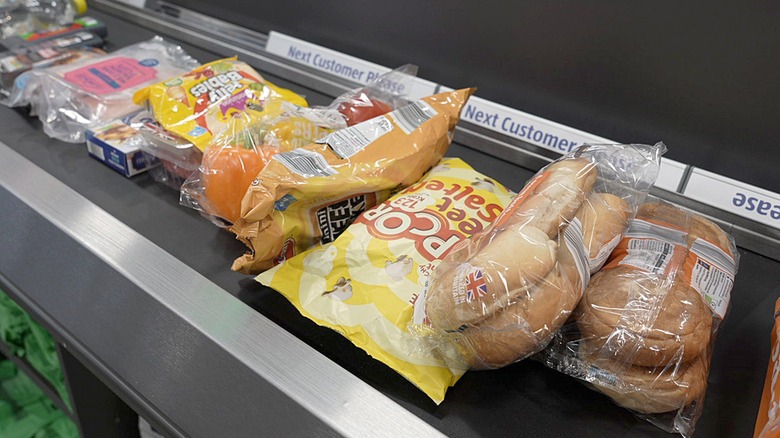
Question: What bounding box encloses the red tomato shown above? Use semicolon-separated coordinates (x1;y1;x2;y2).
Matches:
337;93;393;126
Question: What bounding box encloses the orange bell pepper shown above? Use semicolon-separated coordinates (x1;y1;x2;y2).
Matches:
202;143;278;223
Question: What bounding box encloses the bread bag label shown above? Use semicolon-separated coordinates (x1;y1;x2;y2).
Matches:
607;218;736;319
256;158;512;403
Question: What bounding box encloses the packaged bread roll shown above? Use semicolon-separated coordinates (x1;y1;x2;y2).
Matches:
540;198;740;438
415;143;665;370
755;297;780;438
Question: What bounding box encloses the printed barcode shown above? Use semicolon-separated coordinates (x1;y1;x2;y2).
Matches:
319;116;393;159
86;140;105;161
273;149;337;178
563;217;590;295
625;219;687;246
691;238;736;275
621;238;674;274
390;101;437;135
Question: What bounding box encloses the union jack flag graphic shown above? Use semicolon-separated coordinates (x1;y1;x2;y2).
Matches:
465;269;487;302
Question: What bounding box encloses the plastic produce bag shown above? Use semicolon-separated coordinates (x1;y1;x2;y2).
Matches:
11;36;199;142
133;57;307;152
756;297;780;438
257;158;514;403
1;46;105;105
415;143;665;370
133;120;202;190
2;47;105;108
180;112;280;225
330;64;417;126
260;64;417;151
231;87;475;274
539;199;739;437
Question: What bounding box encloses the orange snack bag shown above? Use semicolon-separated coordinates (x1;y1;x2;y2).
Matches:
230;88;475;274
756;298;780;438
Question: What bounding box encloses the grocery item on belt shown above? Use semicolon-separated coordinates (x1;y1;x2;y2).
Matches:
0;16;107;52
539;199;740;437
178;66;420;225
755;298;780;438
0;31;104;102
262;65;417;151
133;120;202;190
13;36;199;143
257;158;514;403
3;46;104;108
133;58;307;152
416;143;664;370
85;110;158;177
230;87;475;274
180;112;280;225
330;64;416;126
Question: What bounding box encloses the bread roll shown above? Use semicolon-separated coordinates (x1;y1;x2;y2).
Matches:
576;193;630;272
426;223;557;330
452;194;627;369
455;244;581;369
576;266;712;367
583;351;709;414
507;158;598;237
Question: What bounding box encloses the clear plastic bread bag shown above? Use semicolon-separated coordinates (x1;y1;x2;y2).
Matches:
411;143;665;371
538;198;740;437
16;36;199;143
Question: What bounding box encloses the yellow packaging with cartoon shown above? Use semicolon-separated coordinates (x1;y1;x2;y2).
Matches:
257;158;513;403
133;58;307;151
231;88;475;274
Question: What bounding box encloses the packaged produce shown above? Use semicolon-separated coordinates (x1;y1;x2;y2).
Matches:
0;28;104;101
3;46;103;107
231;87;475;274
257;158;514;403
330;64;416;126
178;66;418;224
0;0;87;41
755;298;780;438
540;199;739;437
85;111;158;177
262;65;416;151
14;36;198;142
132;58;307;152
134;120;202;190
180;112;279;225
415;143;664;370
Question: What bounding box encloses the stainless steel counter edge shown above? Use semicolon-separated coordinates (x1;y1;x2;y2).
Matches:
0;142;443;437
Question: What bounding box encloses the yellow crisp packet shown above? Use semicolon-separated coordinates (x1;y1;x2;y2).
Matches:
133;58;307;151
256;158;513;403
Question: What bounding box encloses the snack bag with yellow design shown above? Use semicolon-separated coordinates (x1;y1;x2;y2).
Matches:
133;58;307;151
257;158;513;403
231;88;475;274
